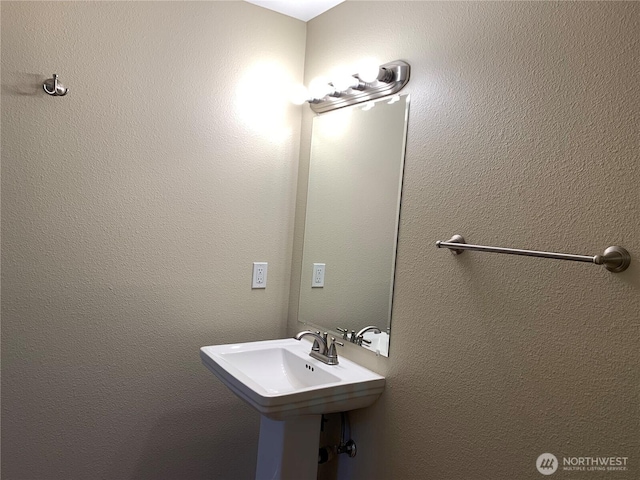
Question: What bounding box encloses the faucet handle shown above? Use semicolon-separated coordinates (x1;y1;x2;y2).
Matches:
336;327;350;340
327;337;343;357
356;335;371;346
327;337;343;365
313;332;328;354
312;331;322;352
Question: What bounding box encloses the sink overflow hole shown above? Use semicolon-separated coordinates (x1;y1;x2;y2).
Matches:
305;364;314;372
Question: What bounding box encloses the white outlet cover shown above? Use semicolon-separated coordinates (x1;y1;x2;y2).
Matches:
252;262;268;289
312;263;325;288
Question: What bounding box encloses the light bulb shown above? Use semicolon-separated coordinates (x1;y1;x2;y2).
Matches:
308;77;332;99
356;58;380;83
332;74;359;92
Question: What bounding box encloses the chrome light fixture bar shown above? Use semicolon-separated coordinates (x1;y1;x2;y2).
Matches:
308;60;410;113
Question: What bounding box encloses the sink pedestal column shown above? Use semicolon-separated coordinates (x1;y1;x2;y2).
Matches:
255;414;321;480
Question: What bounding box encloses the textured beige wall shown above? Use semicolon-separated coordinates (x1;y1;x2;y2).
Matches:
1;2;305;479
293;2;640;479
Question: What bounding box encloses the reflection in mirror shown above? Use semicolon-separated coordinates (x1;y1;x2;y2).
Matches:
298;94;409;357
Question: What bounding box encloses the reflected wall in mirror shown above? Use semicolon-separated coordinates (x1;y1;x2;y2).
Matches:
298;94;410;357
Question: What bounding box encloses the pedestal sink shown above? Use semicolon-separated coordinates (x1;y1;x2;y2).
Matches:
200;338;385;480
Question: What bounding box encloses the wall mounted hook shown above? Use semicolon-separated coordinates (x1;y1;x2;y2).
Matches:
43;74;68;96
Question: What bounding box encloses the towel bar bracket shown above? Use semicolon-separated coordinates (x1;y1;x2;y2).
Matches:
597;246;631;273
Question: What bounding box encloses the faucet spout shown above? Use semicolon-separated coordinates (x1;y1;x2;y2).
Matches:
355;325;382;338
294;330;327;355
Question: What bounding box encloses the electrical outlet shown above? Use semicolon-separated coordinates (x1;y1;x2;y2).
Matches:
312;263;325;287
252;262;268;289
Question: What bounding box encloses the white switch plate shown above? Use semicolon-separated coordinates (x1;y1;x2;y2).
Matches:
252;262;268;289
312;263;325;287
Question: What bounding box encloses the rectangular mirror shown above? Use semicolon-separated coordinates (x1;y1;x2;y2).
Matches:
297;94;410;356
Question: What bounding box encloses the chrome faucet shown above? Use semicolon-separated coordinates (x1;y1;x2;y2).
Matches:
354;325;382;346
295;330;327;354
336;327;354;342
312;331;326;353
355;325;381;337
294;330;343;365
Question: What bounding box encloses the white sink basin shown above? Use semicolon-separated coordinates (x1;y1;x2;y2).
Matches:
200;338;385;420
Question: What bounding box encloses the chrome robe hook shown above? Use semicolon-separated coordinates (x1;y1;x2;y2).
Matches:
43;74;68;96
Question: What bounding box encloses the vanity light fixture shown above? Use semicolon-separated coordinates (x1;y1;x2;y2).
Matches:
296;60;410;113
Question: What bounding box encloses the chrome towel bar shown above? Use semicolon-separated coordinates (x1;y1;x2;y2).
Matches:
436;235;631;273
